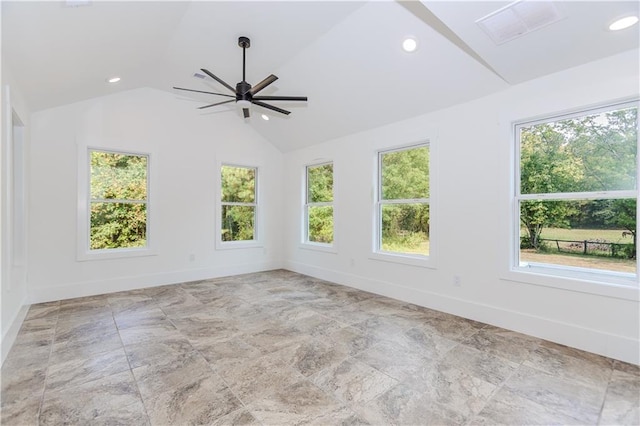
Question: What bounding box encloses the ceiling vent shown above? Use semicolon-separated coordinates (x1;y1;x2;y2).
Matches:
476;0;566;45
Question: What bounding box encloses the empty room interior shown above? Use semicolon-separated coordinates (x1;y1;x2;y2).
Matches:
1;0;639;425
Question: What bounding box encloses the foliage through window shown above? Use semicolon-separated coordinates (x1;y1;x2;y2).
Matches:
89;150;148;250
305;163;334;244
377;144;430;256
221;165;257;242
516;102;638;277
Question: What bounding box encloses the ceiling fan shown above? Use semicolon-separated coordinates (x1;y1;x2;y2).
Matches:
173;36;308;118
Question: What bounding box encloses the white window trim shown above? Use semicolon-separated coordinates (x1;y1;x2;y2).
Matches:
77;145;157;261
301;161;336;252
370;142;434;268
216;161;262;250
508;100;639;294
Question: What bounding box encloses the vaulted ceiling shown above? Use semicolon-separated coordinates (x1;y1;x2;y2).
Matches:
2;1;639;151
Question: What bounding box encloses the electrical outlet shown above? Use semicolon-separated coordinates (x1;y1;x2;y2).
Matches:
350;258;355;267
189;254;195;262
453;275;461;287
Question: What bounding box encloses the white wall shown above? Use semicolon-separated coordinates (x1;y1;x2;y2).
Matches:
282;50;640;365
27;87;284;303
9;50;640;366
1;64;31;364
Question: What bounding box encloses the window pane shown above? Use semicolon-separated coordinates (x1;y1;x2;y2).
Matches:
308;205;334;243
307;164;333;203
221;166;256;203
90;202;146;249
221;205;255;241
381;203;429;255
519;199;636;274
90;151;147;200
520;106;637;194
381;146;429;200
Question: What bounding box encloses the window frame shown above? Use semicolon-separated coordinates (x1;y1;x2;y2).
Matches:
371;142;434;268
511;100;639;288
216;162;261;250
77;146;156;261
302;161;335;251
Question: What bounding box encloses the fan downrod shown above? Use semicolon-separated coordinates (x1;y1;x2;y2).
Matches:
238;36;250;49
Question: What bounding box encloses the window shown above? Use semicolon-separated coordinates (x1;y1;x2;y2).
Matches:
220;164;257;242
88;149;149;251
304;162;334;245
376;144;430;258
515;101;638;282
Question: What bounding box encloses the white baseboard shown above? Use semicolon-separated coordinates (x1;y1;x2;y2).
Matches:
1;301;30;366
29;261;283;304
284;260;640;366
22;259;639;365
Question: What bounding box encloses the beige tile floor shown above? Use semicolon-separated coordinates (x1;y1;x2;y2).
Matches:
1;270;638;425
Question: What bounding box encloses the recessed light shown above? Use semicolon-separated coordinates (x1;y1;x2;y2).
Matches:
402;37;418;53
261;114;269;121
609;15;639;31
107;76;121;83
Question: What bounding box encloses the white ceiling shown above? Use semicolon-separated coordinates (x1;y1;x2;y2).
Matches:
2;0;639;152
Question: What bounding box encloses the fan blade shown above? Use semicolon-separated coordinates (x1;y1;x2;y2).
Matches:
200;69;236;93
252;100;290;115
173;87;235;98
248;74;278;95
198;99;235;110
252;95;307;102
243;108;250;118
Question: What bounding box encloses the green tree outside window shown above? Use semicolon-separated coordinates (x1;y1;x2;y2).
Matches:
221;165;257;241
306;163;334;244
518;104;637;273
89;150;148;250
378;145;430;256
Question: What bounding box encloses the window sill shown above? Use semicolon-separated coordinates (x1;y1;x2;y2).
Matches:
503;264;639;301
369;251;434;269
216;241;263;250
299;243;337;254
77;247;157;262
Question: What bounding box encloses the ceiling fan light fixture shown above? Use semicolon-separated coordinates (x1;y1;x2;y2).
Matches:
402;37;418;52
173;36;307;117
608;15;639;31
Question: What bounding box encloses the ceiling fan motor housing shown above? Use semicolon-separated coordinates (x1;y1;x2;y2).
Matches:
173;35;307;117
236;81;252;101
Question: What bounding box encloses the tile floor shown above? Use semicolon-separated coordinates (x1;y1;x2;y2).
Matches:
1;270;639;425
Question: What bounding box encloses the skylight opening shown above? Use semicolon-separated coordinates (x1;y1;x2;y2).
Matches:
476;0;566;45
